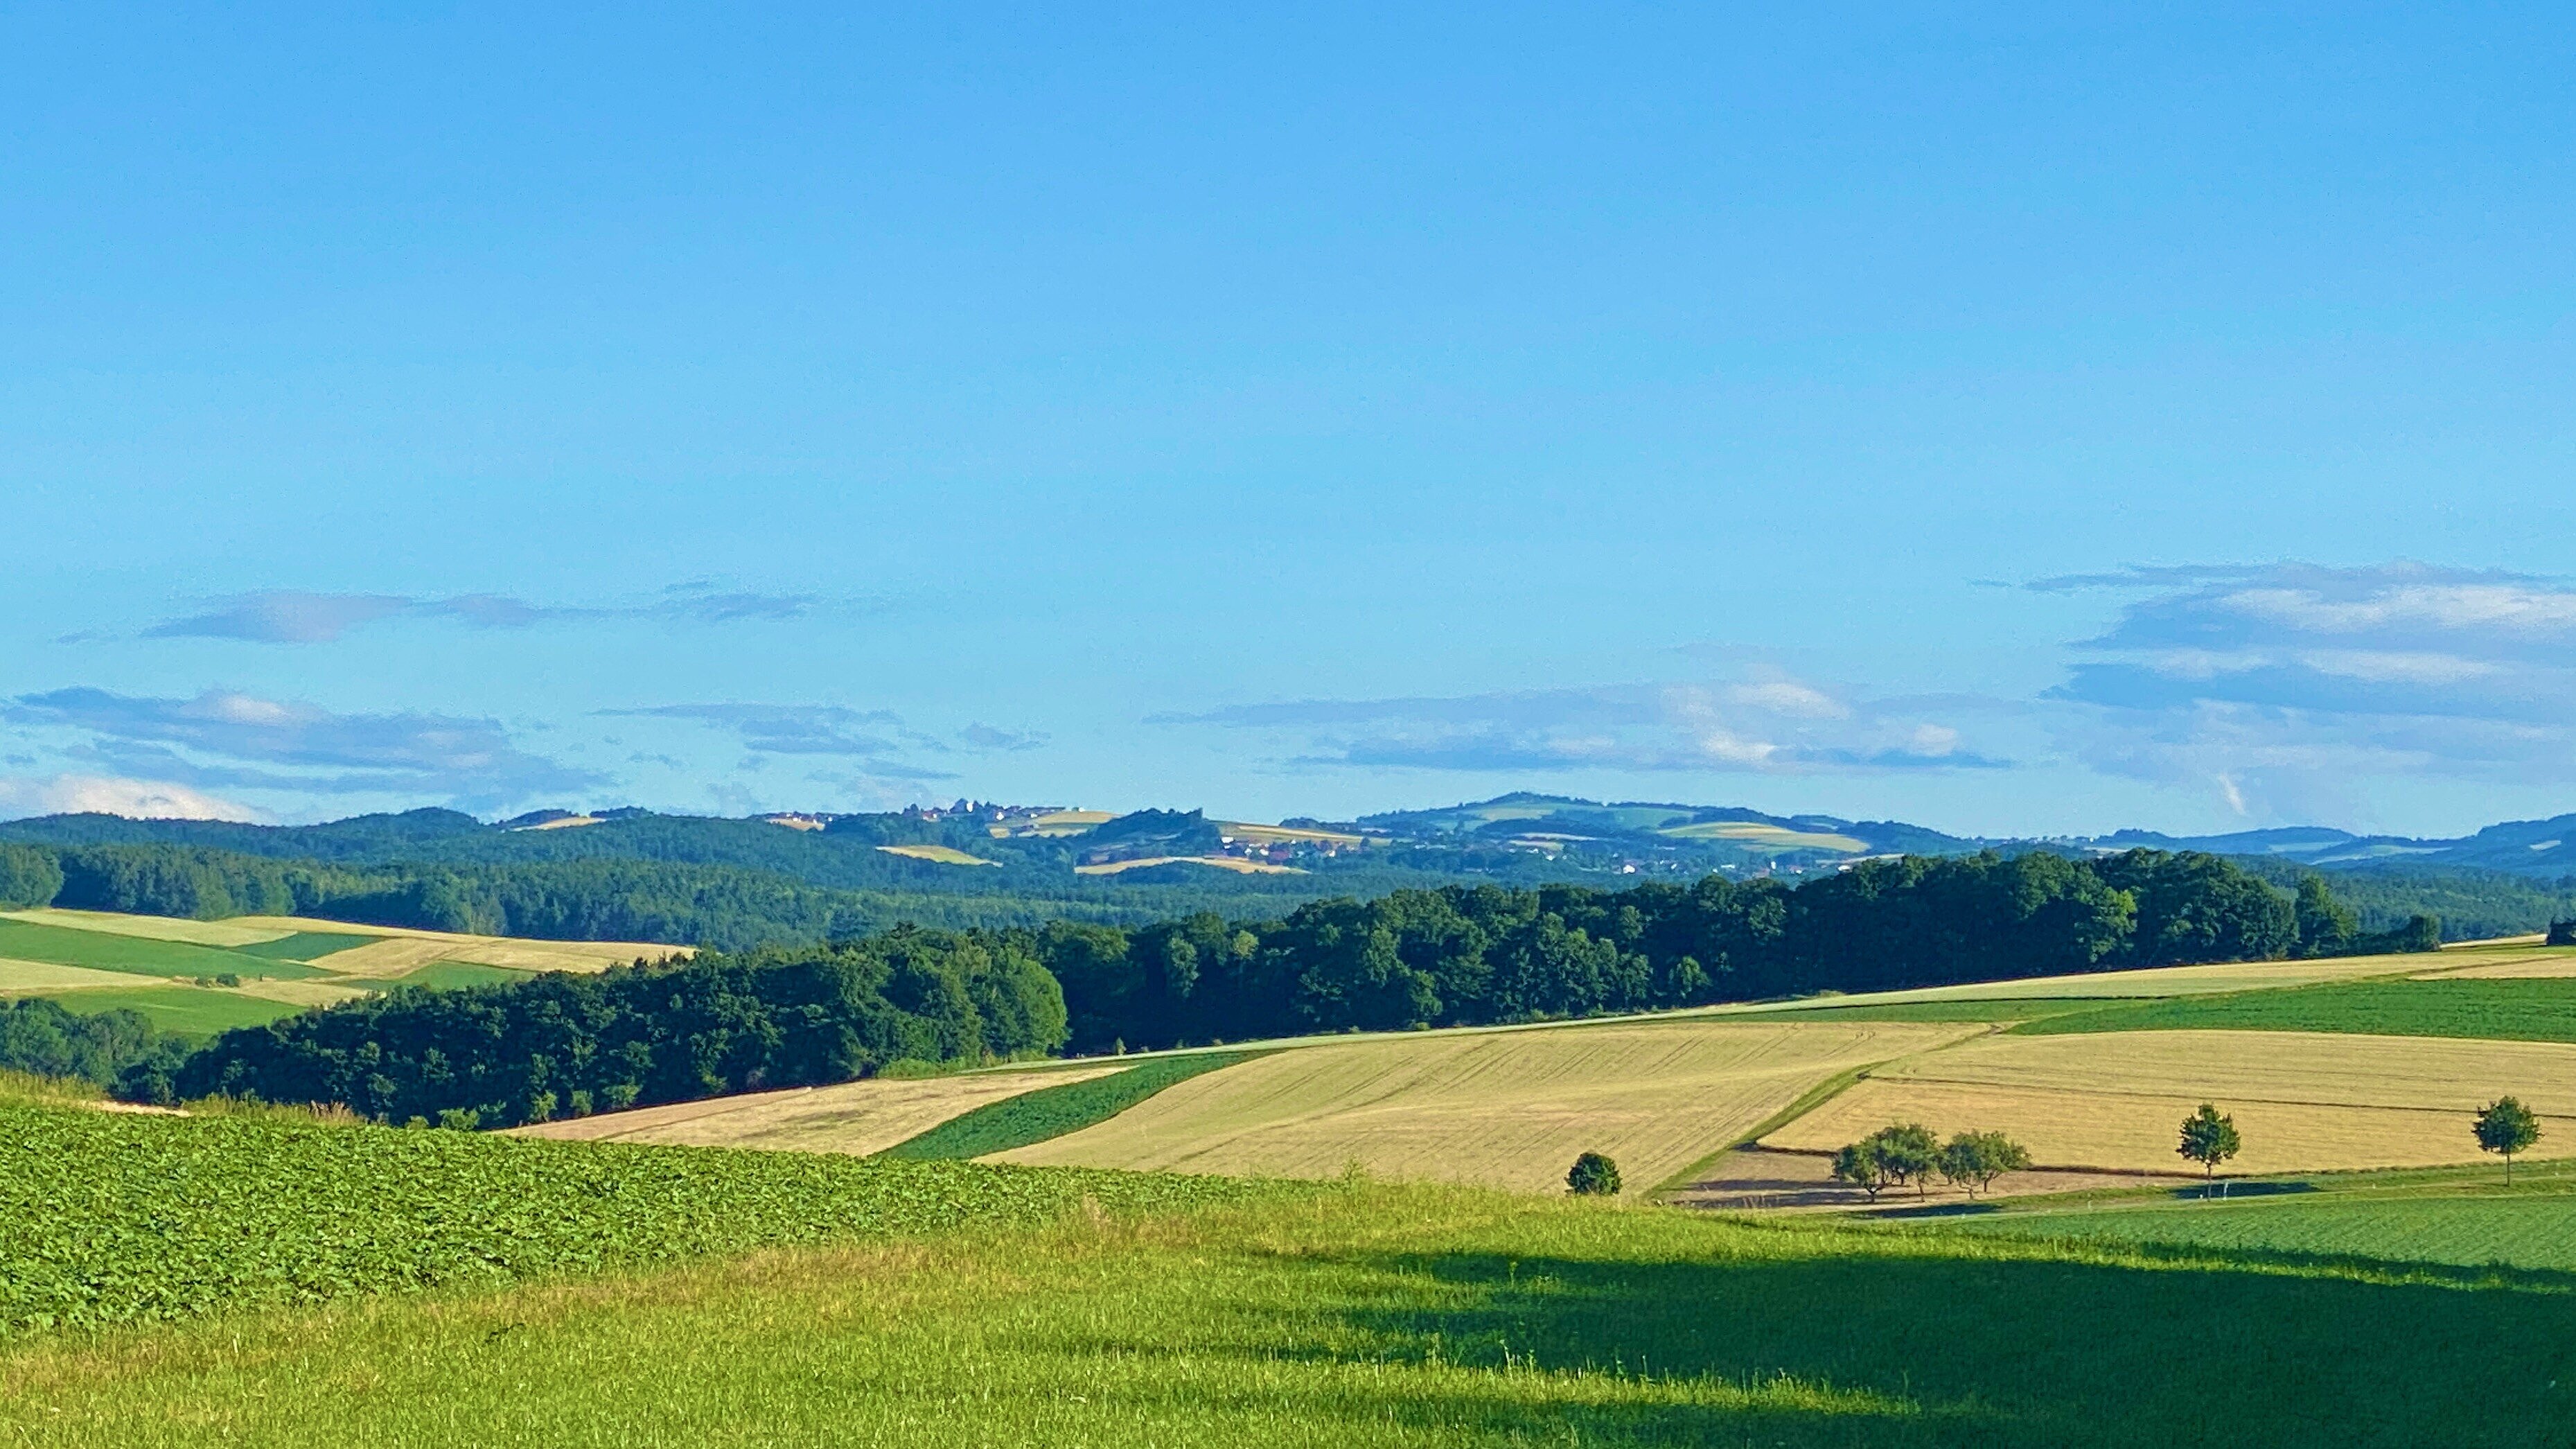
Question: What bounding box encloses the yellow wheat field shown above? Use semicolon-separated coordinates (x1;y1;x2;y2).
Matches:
1707;949;2503;1018
995;1020;1981;1193
0;958;157;994
509;1063;1123;1155
1;909;306;949
1767;1028;2576;1173
2418;949;2576;980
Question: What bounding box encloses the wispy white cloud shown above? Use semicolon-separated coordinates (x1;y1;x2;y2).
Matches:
1159;671;2005;776
132;584;827;644
2040;561;2576;820
0;773;259;823
5;687;599;811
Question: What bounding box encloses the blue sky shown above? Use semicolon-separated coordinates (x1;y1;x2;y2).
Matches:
5;4;2573;836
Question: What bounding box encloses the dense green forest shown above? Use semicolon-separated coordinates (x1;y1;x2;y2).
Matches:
125;928;1068;1123
1030;849;2428;1053
134;848;2431;1122
2232;858;2576;942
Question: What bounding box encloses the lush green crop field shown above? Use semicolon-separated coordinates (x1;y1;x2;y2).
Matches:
6;1182;2574;1446
2014;978;2576;1044
229;930;381;963
881;1051;1262;1159
0;919;324;981
0;1100;1262;1334
385;960;534;990
46;985;307;1035
1948;1184;2576;1274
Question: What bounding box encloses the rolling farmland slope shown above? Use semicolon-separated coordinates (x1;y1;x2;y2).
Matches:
0;908;685;1033
1767;1028;2576;1174
995;1020;1982;1191
509;1062;1126;1155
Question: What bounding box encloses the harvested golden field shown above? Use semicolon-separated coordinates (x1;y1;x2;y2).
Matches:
509;1063;1122;1154
0;909;308;949
996;1019;1979;1193
1220;822;1365;846
1657;820;1869;853
208;918;682;976
1710;949;2479;1016
1770;1080;2576;1175
2417;948;2576;979
1073;856;1305;876
0;958;154;994
874;843;1000;866
1765;1028;2576;1173
233;978;377;1010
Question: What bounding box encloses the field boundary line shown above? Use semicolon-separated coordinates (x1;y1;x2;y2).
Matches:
1645;1057;1891;1202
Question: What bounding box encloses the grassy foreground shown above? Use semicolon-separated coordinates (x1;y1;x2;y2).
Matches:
6;1182;2574;1446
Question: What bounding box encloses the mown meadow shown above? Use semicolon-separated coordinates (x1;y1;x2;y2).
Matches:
6;1168;2573;1447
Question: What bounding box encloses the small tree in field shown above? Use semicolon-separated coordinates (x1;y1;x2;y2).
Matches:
1830;1139;1894;1202
1833;1123;1942;1200
1566;1151;1621;1196
2178;1103;2241;1180
2474;1097;2541;1184
1938;1131;2033;1199
1873;1122;1941;1197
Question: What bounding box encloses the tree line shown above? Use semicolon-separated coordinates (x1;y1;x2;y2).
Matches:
121;927;1068;1126
99;848;2430;1124
1030;850;2433;1053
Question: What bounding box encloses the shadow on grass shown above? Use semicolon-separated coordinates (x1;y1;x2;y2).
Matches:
1263;1242;2576;1447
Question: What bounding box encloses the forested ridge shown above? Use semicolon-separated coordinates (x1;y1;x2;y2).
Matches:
125;848;2440;1124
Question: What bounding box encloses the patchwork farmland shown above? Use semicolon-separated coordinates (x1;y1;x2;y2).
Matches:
0;907;681;1033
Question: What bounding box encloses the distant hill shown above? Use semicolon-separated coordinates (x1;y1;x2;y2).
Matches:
2080;814;2576;878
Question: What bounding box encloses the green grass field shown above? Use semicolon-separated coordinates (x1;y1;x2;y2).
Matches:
6;1172;2573;1446
2013;978;2576;1044
1953;1191;2576;1274
43;985;308;1035
0;918;326;981
881;1051;1262;1159
385;960;536;990
227;930;381;962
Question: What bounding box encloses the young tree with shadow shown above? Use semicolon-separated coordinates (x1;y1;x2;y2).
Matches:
2178;1103;2241;1181
2473;1097;2541;1184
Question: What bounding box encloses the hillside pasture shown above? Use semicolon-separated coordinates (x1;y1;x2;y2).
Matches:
0;959;155;995
2013;978;2576;1044
0;918;327;981
874;843;1000;867
21;985;306;1035
2421;947;2576;978
1073;855;1305;875
1657;820;1870;853
1709;946;2494;1019
0;909;308;949
511;1063;1124;1156
997;1020;1980;1192
1766;1028;2576;1173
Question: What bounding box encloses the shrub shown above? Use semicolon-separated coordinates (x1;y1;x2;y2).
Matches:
1565;1150;1621;1196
